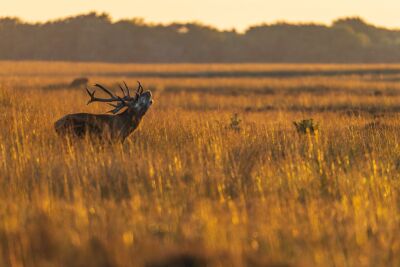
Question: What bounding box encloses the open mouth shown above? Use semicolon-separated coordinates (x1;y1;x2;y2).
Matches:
142;91;153;106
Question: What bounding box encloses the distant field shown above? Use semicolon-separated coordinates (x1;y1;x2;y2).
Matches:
0;62;399;267
2;61;400;76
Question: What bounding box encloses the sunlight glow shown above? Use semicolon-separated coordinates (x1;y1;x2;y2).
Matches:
2;0;400;31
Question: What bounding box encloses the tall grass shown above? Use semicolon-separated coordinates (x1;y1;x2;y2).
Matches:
0;62;399;267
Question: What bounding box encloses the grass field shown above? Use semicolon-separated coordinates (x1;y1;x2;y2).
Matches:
0;61;399;267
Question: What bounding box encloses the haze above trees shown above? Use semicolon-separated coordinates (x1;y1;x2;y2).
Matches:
1;12;400;63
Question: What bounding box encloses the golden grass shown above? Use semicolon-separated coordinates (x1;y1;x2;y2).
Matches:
2;61;400;75
0;61;399;267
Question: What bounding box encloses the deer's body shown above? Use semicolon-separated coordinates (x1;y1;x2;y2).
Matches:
54;82;153;143
55;111;141;142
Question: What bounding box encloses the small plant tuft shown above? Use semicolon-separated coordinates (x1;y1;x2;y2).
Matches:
293;118;319;135
229;113;242;132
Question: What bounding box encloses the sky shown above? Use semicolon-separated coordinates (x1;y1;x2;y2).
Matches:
2;0;400;31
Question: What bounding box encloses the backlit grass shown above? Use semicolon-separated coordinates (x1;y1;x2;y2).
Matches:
0;62;399;267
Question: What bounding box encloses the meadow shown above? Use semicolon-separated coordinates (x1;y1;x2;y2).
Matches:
0;61;399;267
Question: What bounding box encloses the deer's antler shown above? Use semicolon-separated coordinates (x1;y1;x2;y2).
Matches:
85;82;145;114
86;84;129;114
118;81;132;98
137;81;144;95
106;102;127;114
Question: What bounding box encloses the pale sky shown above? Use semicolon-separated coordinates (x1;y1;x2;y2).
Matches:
2;0;400;31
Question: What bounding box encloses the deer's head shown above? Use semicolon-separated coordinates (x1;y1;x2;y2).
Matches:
86;81;153;117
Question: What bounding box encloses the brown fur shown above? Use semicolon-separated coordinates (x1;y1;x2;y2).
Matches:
54;87;153;143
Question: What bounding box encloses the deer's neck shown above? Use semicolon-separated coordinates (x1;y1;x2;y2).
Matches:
115;109;142;141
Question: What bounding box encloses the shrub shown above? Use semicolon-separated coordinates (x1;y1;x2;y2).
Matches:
229;113;241;132
293;118;319;134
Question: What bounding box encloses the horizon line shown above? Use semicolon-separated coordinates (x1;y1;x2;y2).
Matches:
1;11;399;33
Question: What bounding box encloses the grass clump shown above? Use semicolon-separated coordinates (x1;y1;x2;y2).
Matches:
229;113;242;132
293;118;319;134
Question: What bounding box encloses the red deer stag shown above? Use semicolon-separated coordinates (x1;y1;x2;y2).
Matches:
54;81;153;143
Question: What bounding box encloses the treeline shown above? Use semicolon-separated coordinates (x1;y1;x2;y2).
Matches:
1;12;400;63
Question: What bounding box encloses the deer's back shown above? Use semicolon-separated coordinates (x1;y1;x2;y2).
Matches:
54;113;114;137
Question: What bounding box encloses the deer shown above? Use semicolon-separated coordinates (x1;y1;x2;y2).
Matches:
54;81;153;143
